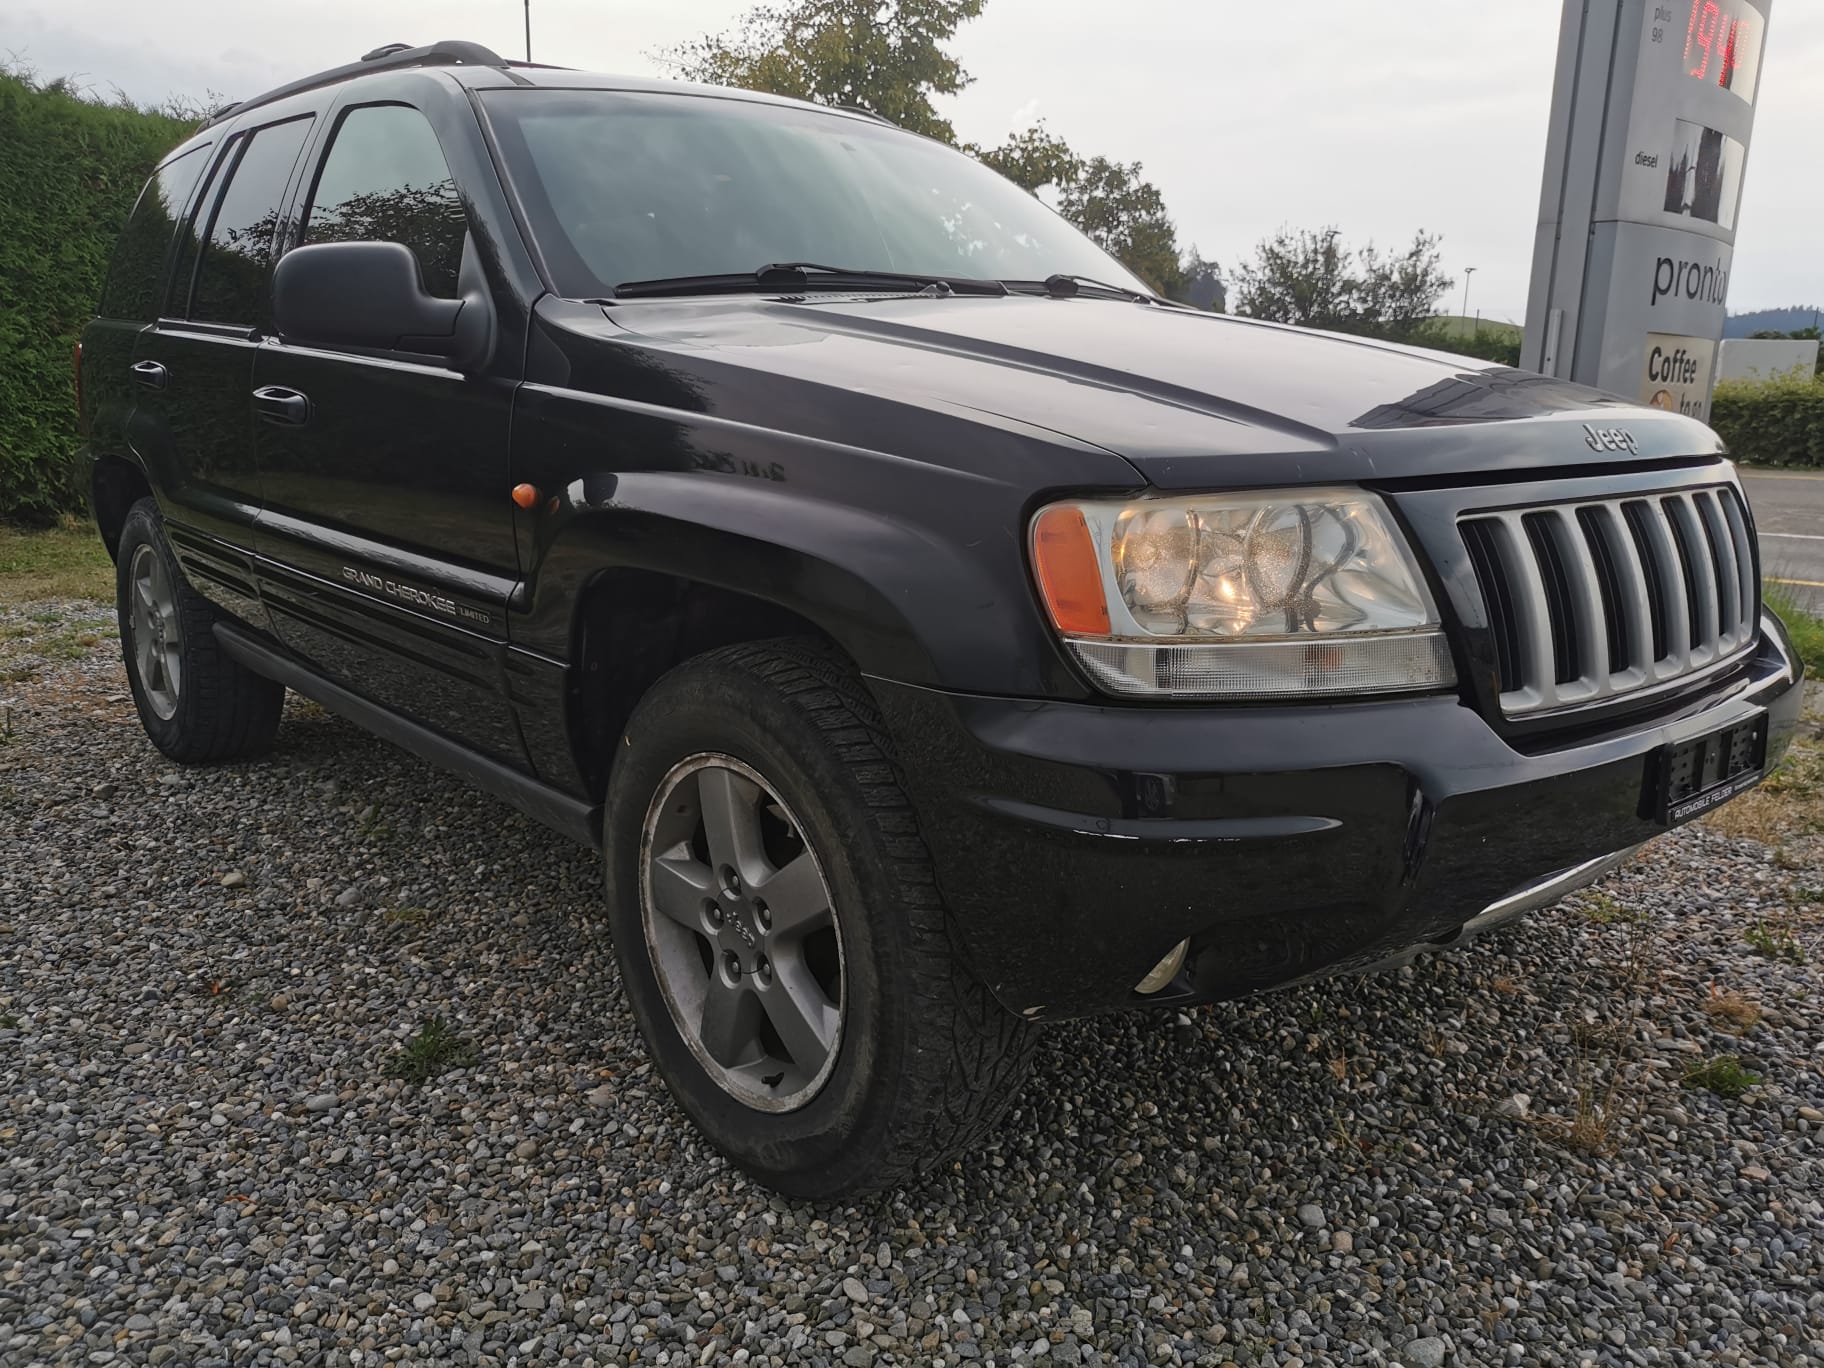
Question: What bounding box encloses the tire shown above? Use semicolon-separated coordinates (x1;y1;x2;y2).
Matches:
116;498;284;764
602;638;1036;1198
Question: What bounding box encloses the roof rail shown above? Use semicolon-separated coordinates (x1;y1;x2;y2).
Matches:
199;40;510;130
835;104;895;126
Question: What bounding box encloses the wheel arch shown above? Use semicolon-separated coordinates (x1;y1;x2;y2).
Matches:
536;494;956;801
565;561;849;801
91;454;155;561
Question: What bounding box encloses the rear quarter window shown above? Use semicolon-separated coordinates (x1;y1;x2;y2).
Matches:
97;143;212;322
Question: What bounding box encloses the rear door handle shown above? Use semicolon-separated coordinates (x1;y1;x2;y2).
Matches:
252;386;312;427
130;360;168;390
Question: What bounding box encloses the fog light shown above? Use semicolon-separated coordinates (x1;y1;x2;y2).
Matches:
1135;939;1189;994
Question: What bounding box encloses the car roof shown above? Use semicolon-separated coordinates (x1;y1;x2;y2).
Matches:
188;38;887;144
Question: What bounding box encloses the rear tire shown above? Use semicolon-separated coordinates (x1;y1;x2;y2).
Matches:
603;638;1036;1198
116;498;284;764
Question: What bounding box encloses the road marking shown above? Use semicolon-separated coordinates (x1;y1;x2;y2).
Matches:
1762;532;1824;542
1768;577;1824;589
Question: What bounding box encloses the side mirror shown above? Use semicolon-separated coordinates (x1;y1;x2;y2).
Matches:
271;241;489;370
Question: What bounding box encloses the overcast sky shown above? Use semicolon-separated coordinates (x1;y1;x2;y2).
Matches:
6;0;1819;321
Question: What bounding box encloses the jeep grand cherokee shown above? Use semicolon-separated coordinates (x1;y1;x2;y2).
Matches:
77;40;1805;1197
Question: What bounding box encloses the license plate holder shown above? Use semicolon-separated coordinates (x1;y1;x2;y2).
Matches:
1645;713;1768;827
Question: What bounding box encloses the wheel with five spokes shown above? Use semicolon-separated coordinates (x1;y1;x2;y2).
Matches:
641;752;845;1113
603;639;1036;1198
115;498;284;763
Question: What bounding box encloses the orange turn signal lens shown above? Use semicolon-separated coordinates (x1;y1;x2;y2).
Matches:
1031;505;1111;636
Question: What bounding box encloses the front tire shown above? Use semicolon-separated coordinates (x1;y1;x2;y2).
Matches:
116;498;284;764
603;639;1035;1198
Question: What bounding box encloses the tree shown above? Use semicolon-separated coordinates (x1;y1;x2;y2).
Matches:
1232;227;1357;331
663;0;985;143
1353;232;1452;339
1057;156;1184;296
1234;226;1452;339
664;1;1206;301
1176;248;1226;313
972;122;1081;194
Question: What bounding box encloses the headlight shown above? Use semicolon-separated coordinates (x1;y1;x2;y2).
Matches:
1030;488;1456;700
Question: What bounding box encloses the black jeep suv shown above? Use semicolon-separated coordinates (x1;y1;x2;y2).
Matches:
79;40;1804;1197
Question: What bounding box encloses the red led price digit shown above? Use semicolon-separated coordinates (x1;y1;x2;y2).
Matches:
1718;15;1741;90
1685;0;1721;80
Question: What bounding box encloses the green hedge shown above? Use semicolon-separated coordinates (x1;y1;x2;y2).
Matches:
0;74;193;524
1711;373;1824;470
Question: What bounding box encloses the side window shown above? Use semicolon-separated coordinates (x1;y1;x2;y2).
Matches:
303;104;468;298
99;143;212;321
189;116;314;325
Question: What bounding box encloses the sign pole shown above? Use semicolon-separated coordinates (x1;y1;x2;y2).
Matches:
1522;0;1773;423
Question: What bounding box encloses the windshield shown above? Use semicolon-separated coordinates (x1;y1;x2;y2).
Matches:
479;88;1148;298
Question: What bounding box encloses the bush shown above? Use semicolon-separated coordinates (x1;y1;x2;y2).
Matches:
0;72;194;524
1406;321;1523;367
1710;372;1824;470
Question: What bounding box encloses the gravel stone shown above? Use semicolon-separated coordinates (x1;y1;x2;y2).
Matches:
2;619;1820;1365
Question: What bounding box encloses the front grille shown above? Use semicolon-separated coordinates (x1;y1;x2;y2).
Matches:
1461;486;1758;716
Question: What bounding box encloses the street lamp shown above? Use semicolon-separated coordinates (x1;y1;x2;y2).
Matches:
524;0;532;61
1461;267;1477;336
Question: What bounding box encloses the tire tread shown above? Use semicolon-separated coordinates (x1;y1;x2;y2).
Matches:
119;499;283;764
707;638;1037;1189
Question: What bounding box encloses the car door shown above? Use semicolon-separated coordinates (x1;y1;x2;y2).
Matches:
125;113;315;623
251;95;526;764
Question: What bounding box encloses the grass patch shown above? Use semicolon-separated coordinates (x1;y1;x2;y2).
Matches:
0;599;114;684
1766;582;1824;678
389;1016;476;1085
1745;919;1807;965
1580;891;1642;926
1701;985;1762;1031
1682;1054;1761;1101
1537;1020;1636;1156
0;519;113;604
1705;732;1821;845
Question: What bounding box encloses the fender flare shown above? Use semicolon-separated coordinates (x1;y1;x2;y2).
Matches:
515;470;1041;691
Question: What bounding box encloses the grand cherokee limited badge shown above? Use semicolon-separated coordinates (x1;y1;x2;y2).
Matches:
340;566;490;625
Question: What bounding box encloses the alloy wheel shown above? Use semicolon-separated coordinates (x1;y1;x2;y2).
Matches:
128;543;183;721
639;754;845;1112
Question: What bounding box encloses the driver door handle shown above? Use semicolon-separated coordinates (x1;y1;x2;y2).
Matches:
252;385;312;427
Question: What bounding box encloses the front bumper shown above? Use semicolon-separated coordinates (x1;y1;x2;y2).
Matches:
871;614;1805;1022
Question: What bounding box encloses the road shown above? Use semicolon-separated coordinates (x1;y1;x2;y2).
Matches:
1740;468;1824;617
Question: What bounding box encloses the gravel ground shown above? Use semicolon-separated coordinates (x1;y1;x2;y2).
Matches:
2;599;1822;1368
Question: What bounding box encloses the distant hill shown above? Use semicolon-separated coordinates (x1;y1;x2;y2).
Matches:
1725;307;1822;337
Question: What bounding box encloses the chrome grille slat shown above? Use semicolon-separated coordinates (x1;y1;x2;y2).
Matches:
1461;485;1759;718
1630;498;1691;673
1489;514;1557;712
1664;495;1719;668
1586;505;1653;693
1550;508;1609;704
1718;491;1759;647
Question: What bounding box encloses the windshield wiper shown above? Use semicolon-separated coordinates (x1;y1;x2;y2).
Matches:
610;261;1009;300
1002;274;1166;305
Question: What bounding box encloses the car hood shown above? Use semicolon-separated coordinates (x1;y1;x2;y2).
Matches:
590;294;1725;488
